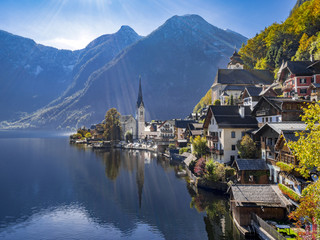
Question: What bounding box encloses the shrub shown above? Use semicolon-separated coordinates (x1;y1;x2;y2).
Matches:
276;162;294;173
194;158;206;177
168;143;176;149
278;183;301;202
179;147;190;154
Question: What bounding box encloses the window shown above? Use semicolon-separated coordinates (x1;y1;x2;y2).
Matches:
266;117;268;122
262;117;265;123
311;77;315;83
276;116;279;122
300;78;307;84
231;131;236;138
219;132;221;137
300;88;307;94
241;131;245;137
267;138;272;145
269;117;272;122
230;155;235;162
232;145;236;151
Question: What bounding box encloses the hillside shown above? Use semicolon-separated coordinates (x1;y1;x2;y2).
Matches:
239;0;320;74
2;14;247;129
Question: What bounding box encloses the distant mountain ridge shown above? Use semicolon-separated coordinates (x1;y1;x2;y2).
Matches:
0;14;247;129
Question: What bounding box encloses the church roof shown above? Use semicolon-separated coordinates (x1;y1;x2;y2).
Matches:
137;77;144;107
213;69;274;86
228;50;244;65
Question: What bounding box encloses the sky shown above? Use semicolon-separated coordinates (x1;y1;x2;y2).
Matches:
0;0;296;50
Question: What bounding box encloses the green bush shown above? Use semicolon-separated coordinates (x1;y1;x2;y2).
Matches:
179;147;190;154
278;183;301;202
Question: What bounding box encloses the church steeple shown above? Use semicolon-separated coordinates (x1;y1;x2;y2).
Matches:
137;76;144;107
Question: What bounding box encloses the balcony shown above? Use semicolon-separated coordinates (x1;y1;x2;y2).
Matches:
216;149;224;155
207;135;218;142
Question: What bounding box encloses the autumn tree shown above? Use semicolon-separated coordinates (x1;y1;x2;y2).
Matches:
103;108;122;141
287;102;320;237
192;136;207;157
236;134;259;159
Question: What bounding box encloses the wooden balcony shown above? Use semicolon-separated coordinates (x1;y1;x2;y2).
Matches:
276;151;296;165
207;135;218;142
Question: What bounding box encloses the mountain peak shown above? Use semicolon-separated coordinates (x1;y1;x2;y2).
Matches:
116;25;138;36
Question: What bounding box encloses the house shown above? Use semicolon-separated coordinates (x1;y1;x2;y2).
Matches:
185;123;203;139
158;120;175;140
251;96;311;126
120;115;137;140
241;86;277;110
203;105;258;164
277;60;320;98
309;83;320;101
211;60;274;103
174;120;195;147
144;122;160;140
91;123;105;139
230;184;291;227
232;159;269;184
274;130;310;194
253;122;307;189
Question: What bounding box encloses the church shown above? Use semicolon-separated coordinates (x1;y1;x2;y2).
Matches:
120;77;146;140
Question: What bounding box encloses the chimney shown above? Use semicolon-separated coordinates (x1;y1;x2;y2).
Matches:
239;105;245;118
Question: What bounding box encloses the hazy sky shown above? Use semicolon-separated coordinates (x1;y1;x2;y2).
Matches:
0;0;296;50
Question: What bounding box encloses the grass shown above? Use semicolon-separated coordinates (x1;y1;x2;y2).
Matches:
277;228;298;239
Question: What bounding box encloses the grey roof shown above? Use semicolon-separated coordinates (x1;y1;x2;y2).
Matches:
254;122;306;136
282;130;301;142
231;185;284;206
223;85;247;91
120;115;135;122
188;123;203;130
184;154;197;166
137;77;144;107
209;105;258;128
284;61;314;76
311;83;320;88
175;120;195;128
235;159;269;171
214;69;274;85
245;87;263;97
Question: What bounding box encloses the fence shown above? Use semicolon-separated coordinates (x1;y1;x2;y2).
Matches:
251;213;286;240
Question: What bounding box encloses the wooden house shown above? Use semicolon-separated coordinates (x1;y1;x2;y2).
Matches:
230;184;291;227
232;159;269;184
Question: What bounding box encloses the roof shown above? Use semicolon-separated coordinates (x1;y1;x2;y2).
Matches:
184;154;197;166
234;159;269;171
281;130;301;142
223;85;247;91
228;50;244;65
245;87;263;97
208;105;258;129
220;91;229;97
283;61;313;76
175;120;195;129
213;69;274;86
137;77;144;107
310;83;320;88
254;122;307;136
187;123;203;130
120;115;135;122
190;130;203;136
231;185;288;207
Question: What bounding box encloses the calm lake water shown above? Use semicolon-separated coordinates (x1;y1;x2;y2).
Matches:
0;131;242;240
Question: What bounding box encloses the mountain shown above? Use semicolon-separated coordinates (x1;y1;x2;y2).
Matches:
0;30;79;121
2;14;247;129
290;0;310;15
0;26;142;122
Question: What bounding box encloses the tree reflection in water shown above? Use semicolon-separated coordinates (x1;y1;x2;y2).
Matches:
189;187;244;240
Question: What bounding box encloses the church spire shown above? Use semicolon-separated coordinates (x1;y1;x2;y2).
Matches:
137;76;144;107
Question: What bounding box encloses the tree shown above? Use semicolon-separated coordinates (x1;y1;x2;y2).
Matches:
287;102;320;237
213;99;221;106
85;132;92;139
236;134;259;159
125;131;133;142
103;108;122;141
192;136;207;157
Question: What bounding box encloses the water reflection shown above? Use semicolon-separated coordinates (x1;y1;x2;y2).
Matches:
0;137;239;239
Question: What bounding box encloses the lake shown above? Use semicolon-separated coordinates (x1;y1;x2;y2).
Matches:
0;132;242;239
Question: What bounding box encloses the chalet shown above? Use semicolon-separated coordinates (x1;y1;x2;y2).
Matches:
274;130;309;194
232;159;269;184
277;60;320;98
185;123;203;139
253;122;306;188
174;120;195;147
309;83;320;101
241;86;277;110
251;96;311;126
203;105;258;164
230;184;291;227
158;120;175;139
